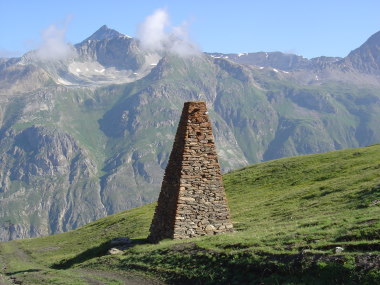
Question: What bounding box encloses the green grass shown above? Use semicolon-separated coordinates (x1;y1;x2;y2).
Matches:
1;145;379;284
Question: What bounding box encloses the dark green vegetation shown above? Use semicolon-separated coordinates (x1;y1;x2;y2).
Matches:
1;145;379;284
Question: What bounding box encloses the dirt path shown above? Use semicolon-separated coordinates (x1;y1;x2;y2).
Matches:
0;242;165;285
0;244;13;285
0;241;43;285
0;274;13;285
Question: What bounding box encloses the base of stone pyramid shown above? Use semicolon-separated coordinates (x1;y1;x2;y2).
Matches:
148;101;233;243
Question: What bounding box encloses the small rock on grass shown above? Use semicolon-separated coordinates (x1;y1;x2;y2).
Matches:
335;247;344;254
108;247;125;255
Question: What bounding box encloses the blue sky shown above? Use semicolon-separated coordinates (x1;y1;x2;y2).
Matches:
0;0;379;59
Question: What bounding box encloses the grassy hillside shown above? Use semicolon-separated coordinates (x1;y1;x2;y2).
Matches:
1;145;379;284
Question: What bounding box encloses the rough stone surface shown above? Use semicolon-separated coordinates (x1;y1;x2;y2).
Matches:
148;101;233;243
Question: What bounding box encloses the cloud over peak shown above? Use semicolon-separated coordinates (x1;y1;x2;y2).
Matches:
137;9;199;57
34;22;75;61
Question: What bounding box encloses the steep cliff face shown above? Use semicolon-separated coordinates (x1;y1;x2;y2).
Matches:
0;63;52;94
1;27;380;241
0;126;106;240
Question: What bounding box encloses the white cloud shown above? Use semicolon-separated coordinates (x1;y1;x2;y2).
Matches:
34;22;76;61
137;8;199;57
138;8;169;51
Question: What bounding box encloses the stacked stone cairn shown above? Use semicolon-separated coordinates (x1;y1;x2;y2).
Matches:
148;101;233;243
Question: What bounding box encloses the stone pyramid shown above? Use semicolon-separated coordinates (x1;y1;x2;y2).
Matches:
148;101;233;243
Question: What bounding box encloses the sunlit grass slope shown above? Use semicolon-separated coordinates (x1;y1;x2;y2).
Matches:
1;144;379;284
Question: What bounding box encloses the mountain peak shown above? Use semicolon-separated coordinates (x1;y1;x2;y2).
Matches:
363;30;380;46
84;25;127;42
345;30;380;74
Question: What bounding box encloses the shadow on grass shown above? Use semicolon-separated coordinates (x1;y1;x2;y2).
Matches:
5;269;41;276
51;238;148;269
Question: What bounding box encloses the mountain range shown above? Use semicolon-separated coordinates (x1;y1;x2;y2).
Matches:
0;25;380;241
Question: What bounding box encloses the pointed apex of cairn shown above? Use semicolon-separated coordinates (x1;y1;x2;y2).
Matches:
148;101;234;243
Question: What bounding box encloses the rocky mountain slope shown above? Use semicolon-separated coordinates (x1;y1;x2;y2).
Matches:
0;26;380;240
